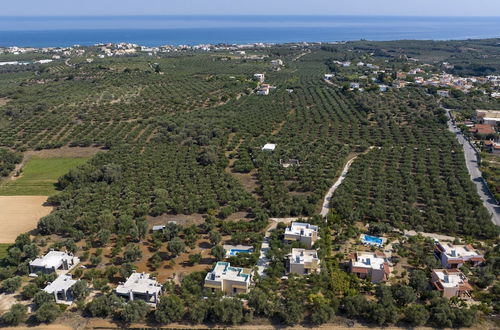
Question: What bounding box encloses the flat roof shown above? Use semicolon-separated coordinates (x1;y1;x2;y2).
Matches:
262;143;276;151
285;222;319;237
44;274;76;293
437;242;482;259
205;261;250;283
351;251;386;271
433;269;468;288
289;248;319;264
30;251;75;269
477;109;500;119
116;272;162;295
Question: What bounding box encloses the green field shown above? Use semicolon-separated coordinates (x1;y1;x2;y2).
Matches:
0;243;10;260
0;157;89;196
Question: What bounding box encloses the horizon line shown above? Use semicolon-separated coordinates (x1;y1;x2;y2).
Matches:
2;14;500;18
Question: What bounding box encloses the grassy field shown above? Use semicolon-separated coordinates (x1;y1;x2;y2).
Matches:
0;157;89;196
0;243;10;260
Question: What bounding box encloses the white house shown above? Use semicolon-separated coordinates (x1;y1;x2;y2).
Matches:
262;143;276;152
43;274;77;305
434;242;484;269
476;109;500;126
271;59;283;66
349;251;390;283
284;222;319;248
431;269;473;299
437;90;450;97
204;261;251;295
29;251;80;276
253;73;265;83
115;272;163;307
324;74;334;80
378;84;388;92
350;82;360;89
287;248;320;275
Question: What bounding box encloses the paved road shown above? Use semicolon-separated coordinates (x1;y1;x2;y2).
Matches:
445;110;500;226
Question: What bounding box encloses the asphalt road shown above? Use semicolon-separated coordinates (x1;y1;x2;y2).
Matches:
446;110;500;226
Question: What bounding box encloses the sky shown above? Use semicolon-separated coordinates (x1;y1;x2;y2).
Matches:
2;0;500;17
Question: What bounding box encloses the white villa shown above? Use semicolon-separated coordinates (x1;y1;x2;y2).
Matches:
29;251;80;276
43;274;77;305
434;242;484;269
431;269;473;299
115;272;163;307
253;73;265;83
204;261;251;295
284;222;319;248
349;251;390;283
287;248;320;275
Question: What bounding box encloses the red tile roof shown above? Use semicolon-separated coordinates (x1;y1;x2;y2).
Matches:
351;267;369;274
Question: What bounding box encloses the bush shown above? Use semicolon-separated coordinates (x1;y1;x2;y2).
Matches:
1;276;22;294
120;300;150;324
155;295;185;324
86;294;124;317
21;283;40;299
404;304;429;326
168;237;186;256
1;304;27;325
35;302;62;323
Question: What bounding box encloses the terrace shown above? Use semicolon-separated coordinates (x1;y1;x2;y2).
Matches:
115;272;163;307
287;248;320;275
434;241;484;269
29;250;80;276
204;261;251;295
349;251;390;283
431;269;473;299
284;222;319;249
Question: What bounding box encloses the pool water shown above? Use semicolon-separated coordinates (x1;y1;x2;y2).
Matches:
228;249;253;256
363;235;383;245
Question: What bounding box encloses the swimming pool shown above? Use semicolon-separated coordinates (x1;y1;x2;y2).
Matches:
362;234;383;246
228;248;253;256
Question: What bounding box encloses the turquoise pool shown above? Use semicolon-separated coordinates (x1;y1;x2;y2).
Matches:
362;235;383;246
228;248;253;256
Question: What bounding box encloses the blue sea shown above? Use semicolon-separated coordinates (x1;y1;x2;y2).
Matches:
0;16;499;47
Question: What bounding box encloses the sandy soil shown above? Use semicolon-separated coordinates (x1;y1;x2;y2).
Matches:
7;325;72;330
0;98;10;107
146;213;206;229
0;293;20;314
0;196;52;243
84;317;497;330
